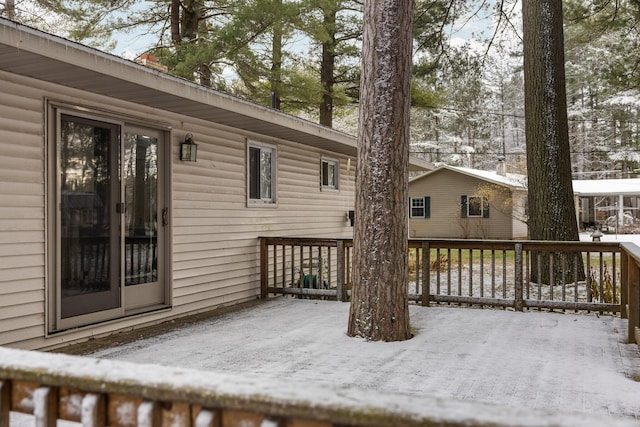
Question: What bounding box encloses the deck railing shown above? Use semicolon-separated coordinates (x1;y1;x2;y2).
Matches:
620;242;640;345
0;347;636;427
260;237;640;346
0;239;637;426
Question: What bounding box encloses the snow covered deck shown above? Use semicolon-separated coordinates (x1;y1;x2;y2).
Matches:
1;300;629;426
79;300;640;419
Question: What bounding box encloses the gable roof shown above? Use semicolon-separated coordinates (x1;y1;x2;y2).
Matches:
0;18;434;171
411;165;640;198
410;165;527;190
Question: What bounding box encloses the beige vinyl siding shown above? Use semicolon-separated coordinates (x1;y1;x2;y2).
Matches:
0;74;46;348
0;70;355;349
409;169;515;239
171;126;354;314
512;191;529;239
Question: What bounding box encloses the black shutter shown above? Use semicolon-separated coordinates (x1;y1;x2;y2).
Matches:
461;195;467;218
483;197;490;218
424;196;431;218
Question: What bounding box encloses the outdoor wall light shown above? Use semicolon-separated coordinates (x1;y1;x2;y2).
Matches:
180;133;198;162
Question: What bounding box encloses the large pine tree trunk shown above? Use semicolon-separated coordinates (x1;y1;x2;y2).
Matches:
347;0;414;342
523;0;584;283
270;6;283;110
319;7;336;127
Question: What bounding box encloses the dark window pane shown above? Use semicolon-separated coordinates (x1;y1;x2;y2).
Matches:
249;147;260;199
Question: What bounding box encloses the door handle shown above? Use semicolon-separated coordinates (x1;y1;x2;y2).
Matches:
162;208;168;226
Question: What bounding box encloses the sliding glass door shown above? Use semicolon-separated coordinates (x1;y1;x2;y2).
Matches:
54;111;167;330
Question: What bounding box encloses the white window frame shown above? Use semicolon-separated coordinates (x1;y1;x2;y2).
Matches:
321;158;339;190
410;197;425;218
247;140;277;205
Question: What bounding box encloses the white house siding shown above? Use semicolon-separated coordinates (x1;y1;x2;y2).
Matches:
409;169;514;239
0;70;355;350
0;73;47;348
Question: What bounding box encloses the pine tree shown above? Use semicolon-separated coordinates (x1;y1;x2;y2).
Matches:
348;0;414;342
523;0;584;283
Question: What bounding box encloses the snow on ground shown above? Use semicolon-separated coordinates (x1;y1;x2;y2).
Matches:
77;298;640;420
11;232;640;425
579;231;640;244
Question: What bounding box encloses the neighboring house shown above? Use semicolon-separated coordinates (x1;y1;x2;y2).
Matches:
0;19;431;350
409;164;528;240
573;178;640;231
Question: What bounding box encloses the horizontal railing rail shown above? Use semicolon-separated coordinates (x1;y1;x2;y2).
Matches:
0;347;637;427
261;237;622;310
260;237;640;346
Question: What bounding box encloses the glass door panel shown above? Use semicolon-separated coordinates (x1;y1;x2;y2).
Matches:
123;127;164;310
59;115;121;319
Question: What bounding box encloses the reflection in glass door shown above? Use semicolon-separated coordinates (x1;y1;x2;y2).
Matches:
123;127;164;311
59;115;121;319
56;113;166;328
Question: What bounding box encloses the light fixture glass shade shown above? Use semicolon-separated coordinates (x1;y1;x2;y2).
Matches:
180;134;197;162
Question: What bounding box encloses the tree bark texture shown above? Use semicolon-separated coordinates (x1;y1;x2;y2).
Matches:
170;0;181;43
523;0;584;283
271;4;283;110
319;7;337;127
347;0;414;341
523;0;579;242
181;0;203;40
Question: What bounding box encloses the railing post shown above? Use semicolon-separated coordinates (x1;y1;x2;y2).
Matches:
421;242;430;306
260;238;268;299
195;409;220;427
138;401;161;427
336;240;344;302
0;380;10;427
81;394;106;427
514;243;523;312
33;386;58;427
629;260;640;344
620;250;628;319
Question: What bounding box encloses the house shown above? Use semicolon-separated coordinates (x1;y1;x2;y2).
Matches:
573;178;640;231
0;18;431;350
408;163;528;239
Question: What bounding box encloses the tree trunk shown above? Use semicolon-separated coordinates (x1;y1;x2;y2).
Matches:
3;0;15;20
347;0;414;342
181;0;203;40
319;7;336;127
170;0;181;43
523;0;584;283
271;1;283;110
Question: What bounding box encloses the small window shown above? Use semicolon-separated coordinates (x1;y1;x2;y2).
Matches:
409;197;430;218
248;141;276;204
461;195;489;218
321;159;339;190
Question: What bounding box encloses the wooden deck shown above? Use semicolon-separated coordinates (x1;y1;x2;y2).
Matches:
2;301;640;426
